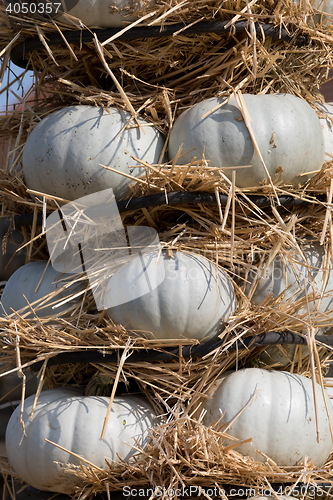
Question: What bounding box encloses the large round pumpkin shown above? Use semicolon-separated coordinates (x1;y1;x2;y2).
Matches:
106;250;236;341
168;93;324;188
0;261;85;317
5;387;157;493
22;105;165;201
203;368;333;466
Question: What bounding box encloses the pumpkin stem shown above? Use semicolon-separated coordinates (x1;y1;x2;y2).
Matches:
85;371;114;396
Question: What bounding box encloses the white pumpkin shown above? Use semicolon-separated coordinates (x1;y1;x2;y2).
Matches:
22;105;165;201
203;368;333;466
5;387;157;493
168;93;324;188
0;261;85;317
106;250;236;341
318;102;333;160
247;242;333;365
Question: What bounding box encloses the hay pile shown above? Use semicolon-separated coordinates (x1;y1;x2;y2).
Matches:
2;0;333;498
1;1;333;125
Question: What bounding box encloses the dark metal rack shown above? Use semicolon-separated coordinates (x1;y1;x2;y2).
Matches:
12;190;326;229
10;19;309;69
30;331;333;372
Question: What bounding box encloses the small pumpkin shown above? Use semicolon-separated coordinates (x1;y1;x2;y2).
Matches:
22;105;165;201
203;368;333;466
106;250;236;341
5;387;157;493
0;261;85;317
168;93;324;188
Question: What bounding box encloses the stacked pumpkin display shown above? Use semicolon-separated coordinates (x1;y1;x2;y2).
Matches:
3;93;333;492
2;0;333;497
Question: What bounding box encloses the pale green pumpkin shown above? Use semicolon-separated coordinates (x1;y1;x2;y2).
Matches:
0;261;85;317
169;93;324;188
23;105;165;201
5;387;157;493
203;368;333;466
106;250;237;341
